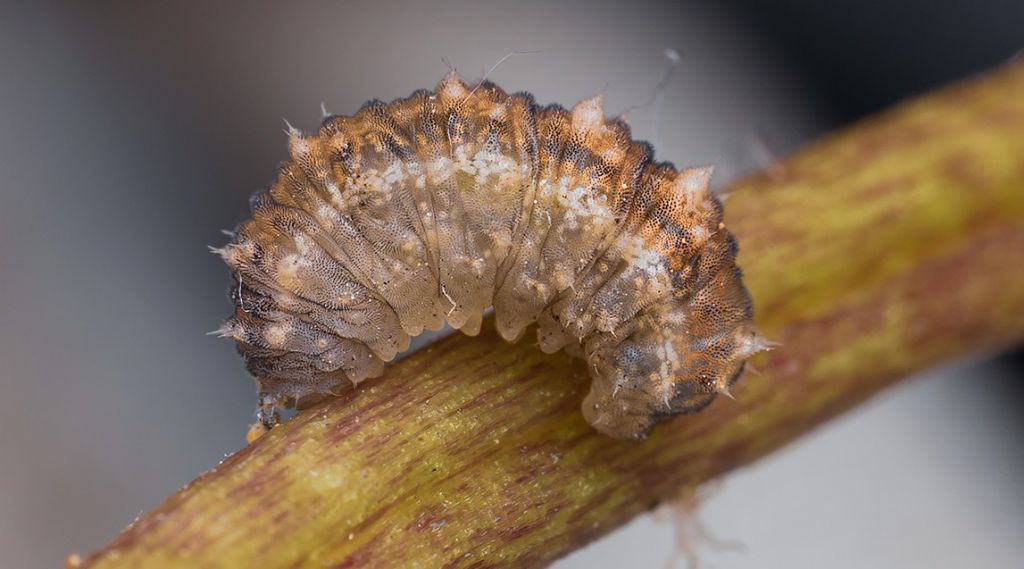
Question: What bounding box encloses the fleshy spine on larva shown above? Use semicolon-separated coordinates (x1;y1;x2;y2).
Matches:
214;72;770;440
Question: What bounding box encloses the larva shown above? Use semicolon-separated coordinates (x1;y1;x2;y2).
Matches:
214;72;768;440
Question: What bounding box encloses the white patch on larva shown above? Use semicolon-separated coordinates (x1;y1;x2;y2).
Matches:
559;184;613;232
488;104;507;120
441;76;468;99
620;234;664;276
322;181;344;208
382;161;407;185
316;204;335;229
678;166;713;199
428;156;454;184
572;95;605;131
265;323;290;348
601;145;625;163
276;254;303;287
468;150;521;187
689;224;708;244
292;233;312;255
209;244;231;263
735;330;774;357
288;130;310;156
658;336;682;408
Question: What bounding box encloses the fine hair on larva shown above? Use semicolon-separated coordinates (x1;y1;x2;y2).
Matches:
213;72;769;440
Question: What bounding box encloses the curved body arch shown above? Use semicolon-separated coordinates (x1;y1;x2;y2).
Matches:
215;73;767;439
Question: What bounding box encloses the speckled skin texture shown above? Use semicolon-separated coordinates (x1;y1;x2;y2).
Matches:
215;73;765;439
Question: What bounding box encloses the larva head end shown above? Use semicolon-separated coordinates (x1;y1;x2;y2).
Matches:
581;384;657;441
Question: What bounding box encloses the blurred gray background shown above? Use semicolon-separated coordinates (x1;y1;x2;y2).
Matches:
1;1;1021;568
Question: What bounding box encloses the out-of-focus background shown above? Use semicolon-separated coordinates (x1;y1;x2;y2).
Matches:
1;2;1021;568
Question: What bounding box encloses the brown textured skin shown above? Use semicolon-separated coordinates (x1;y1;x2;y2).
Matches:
215;73;764;439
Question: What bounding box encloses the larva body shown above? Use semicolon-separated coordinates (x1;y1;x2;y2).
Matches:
216;73;766;439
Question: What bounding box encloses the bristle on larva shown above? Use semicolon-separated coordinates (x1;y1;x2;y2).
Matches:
217;73;766;440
